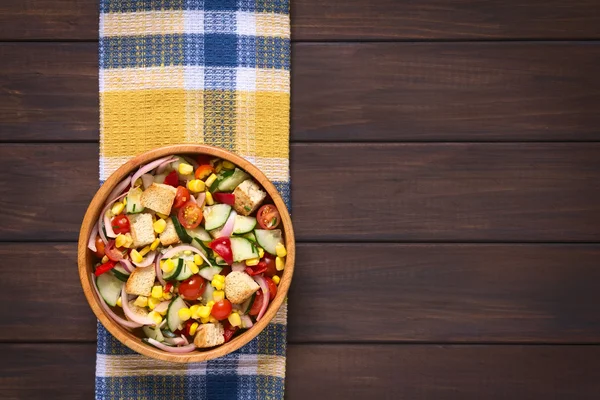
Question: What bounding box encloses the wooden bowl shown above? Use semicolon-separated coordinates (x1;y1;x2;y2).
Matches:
78;144;295;363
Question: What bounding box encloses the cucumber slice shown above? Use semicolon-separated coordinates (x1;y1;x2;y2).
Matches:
172;216;192;243
176;260;194;281
233;215;257;234
161;329;177;338
230;237;259;262
187;226;212;242
241;292;256;314
242;232;257;243
153;172;167;184
111;267;130;282
125;187;144;214
203;204;232;230
254;229;283;255
210;170;234;192
199;266;223;281
214;256;229;266
96;273;123;307
167;296;187;332
217;168;250;192
143;325;164;342
201;284;215;304
190;238;208;255
162;258;183;281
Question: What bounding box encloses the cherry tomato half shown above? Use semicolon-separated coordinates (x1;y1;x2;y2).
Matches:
173;186;191;209
211;299;232;320
257;205;281;230
164;170;179;187
195;164;215;180
249;290;264;316
178;275;206;300
222;320;238;343
94;236;106;258
111;215;130;234
262;254;278;278
264;276;278;301
177;201;203;229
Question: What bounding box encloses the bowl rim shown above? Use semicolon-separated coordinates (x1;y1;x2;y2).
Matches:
78;144;295;363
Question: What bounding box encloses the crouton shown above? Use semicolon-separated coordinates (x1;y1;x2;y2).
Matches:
128;213;156;248
127;300;149;318
194;323;225;348
160;217;181;246
141;183;177;215
224;271;260;304
233;179;267;216
125;265;156;297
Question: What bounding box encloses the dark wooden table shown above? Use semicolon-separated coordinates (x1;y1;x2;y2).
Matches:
2;1;600;398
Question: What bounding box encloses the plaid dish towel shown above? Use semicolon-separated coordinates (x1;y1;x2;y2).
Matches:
97;0;290;398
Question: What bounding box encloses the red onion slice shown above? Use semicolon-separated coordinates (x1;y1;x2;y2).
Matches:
88;221;99;252
131;156;175;187
240;315;254;328
90;273;142;329
118;259;134;273
161;245;213;268
180;155;199;170
252;275;270;321
132;251;157;268
107;176;132;204
231;262;245;272
146;338;196;353
99;192;128;239
155;157;177;174
163;337;187;346
213;210;236;238
121;286;156;326
196;192;206;207
181;334;189;345
155;254;166;286
153;301;170;314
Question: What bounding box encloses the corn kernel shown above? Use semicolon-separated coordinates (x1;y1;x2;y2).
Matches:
275;243;287;258
189;322;199;336
276;256;285;271
111;201;125;216
183;250;192;256
196;306;211;319
205;173;218;187
116;296;122;307
228;312;241;327
150;238;160;251
213;290;225;302
205;191;214;205
178;163;194;175
214;163;223;173
115;233;132;248
272;275;280;285
211;275;224;290
139;246;151;256
101;255;109;264
130;249;143;263
178;308;192;321
193;254;204;266
162;292;173;300
200;316;210;324
148;311;162;325
134;296;148;308
246;257;260;266
156;212;169;219
151;286;163;299
207;300;215;308
258;247;265;258
187;179;206;193
222;160;235;170
122;197;127;206
190;304;200;317
148;296;161;311
153;219;166;234
162;258;176;273
187;260;199;274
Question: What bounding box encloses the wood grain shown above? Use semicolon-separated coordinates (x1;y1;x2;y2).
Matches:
3;343;600;399
2;143;600;242
2;1;600;41
3;43;600;142
4;243;600;343
0;44;98;142
293;42;600;141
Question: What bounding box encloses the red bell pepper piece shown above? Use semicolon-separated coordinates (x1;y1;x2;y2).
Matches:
209;237;234;265
222;320;239;343
213;193;235;206
94;261;117;276
163;170;179;187
245;261;267;276
195;164;215;180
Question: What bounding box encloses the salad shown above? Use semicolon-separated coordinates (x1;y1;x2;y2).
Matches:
87;154;287;353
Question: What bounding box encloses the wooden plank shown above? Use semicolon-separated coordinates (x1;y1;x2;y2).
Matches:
3;243;600;343
2;1;600;41
2;343;600;399
0;44;98;142
293;42;600;141
2;143;600;242
2;43;600;142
